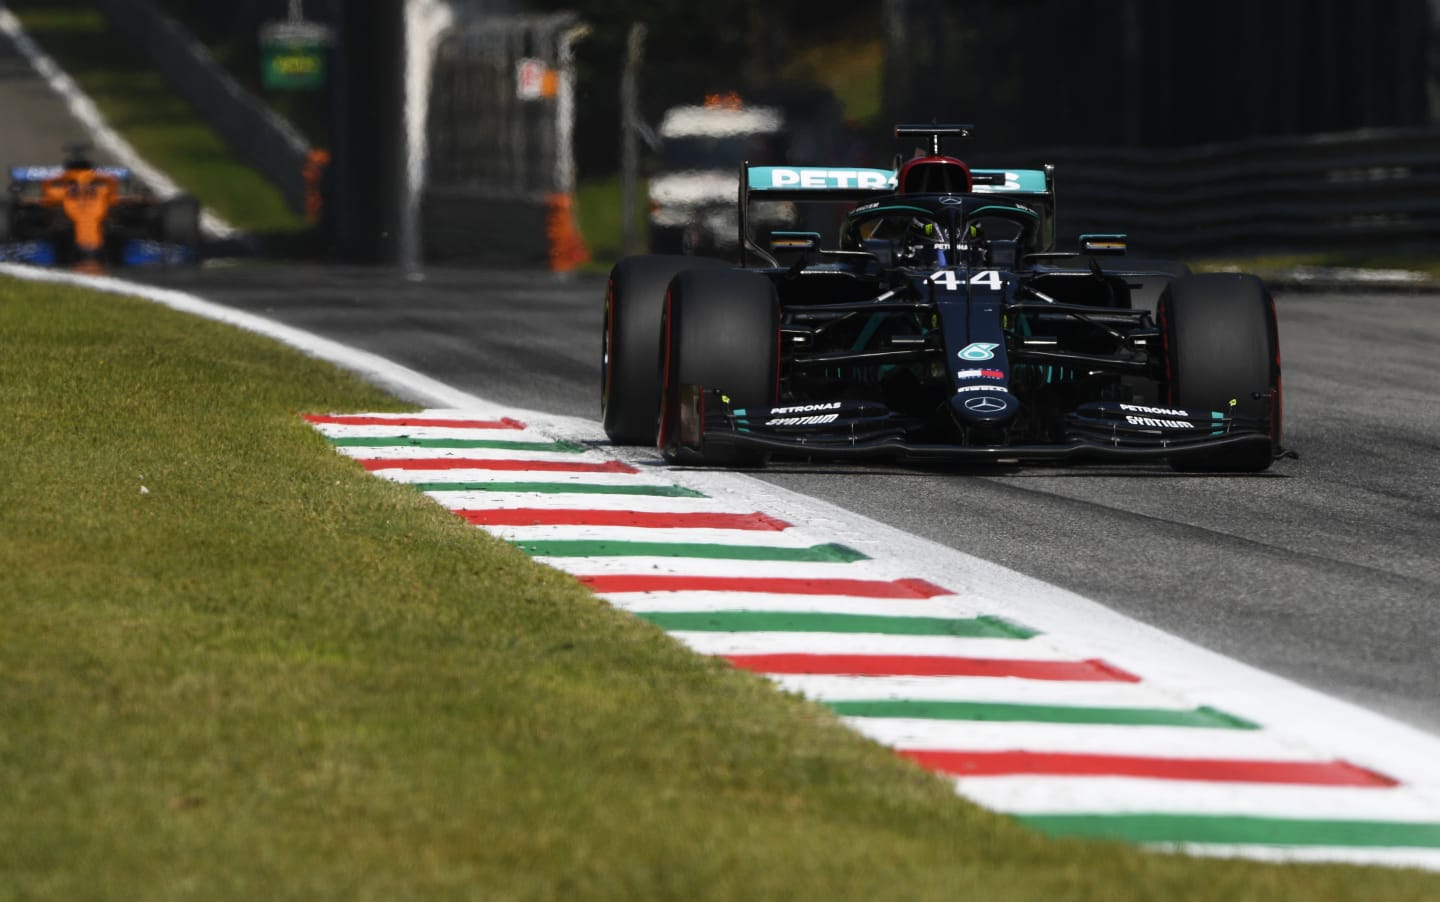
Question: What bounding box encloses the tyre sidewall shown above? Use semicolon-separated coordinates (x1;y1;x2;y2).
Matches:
160;196;201;250
602;254;729;444
659;268;779;465
1159;272;1281;471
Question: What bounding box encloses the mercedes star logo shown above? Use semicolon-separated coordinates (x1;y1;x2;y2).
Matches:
964;395;1007;413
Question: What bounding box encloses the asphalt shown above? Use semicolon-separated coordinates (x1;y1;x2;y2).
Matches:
0;16;123;170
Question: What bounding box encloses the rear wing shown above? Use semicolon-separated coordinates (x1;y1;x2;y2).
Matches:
744;165;896;200
739;164;896;264
970;168;1050;195
971;166;1056;250
738;162;1059;260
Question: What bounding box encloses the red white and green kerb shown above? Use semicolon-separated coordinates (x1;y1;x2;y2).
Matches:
305;410;1440;869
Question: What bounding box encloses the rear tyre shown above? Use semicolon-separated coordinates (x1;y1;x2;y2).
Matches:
1159;273;1281;472
601;254;729;444
0;200;12;243
658;268;779;467
648;226;685;256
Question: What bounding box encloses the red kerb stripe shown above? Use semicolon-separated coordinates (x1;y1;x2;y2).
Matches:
305;414;526;429
581;575;949;597
458;510;791;530
360;458;636;473
899;749;1398;787
724;654;1139;682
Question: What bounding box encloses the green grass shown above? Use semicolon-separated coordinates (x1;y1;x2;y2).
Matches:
781;32;886;128
575;172;647;272
7;277;1440;899
7;0;303;235
1191;252;1440;280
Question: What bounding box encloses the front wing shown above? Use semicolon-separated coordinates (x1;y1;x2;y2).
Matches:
0;238;193;267
670;387;1276;466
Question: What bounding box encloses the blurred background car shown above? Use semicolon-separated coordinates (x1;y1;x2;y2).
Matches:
646;94;795;256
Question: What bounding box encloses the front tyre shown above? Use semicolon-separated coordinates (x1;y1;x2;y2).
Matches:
601;254;729;444
1159;273;1282;472
658;268;779;467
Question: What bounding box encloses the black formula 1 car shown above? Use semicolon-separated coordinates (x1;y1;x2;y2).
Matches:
602;125;1283;472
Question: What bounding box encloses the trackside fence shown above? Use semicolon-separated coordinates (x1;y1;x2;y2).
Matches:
85;1;590;268
422;12;589;269
977;127;1440;257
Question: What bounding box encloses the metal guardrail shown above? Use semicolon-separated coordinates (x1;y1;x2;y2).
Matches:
974;126;1440;256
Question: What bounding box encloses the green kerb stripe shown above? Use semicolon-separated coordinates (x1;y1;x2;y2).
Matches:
415;482;704;497
1019;813;1440;849
827;700;1256;729
633;611;1035;638
330;437;586;452
518;540;865;561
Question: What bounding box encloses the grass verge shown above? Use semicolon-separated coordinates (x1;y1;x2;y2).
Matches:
1191;252;1440;280
575;172;650;273
6;276;1440;899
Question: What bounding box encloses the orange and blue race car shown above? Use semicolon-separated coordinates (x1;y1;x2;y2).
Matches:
0;145;201;268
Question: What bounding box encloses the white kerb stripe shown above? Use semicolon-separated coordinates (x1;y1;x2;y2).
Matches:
770;674;1193;709
954;775;1440;821
668;631;1070;661
847;718;1329;761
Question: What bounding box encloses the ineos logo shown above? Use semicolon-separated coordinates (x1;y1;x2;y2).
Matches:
964;396;1007;413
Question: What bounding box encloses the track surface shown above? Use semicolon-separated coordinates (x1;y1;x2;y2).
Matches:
128;264;1440;739
0;13;126;170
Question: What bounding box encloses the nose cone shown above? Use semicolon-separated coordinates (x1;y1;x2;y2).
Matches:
949;390;1019;426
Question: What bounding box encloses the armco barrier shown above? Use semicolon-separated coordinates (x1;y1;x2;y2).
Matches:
91;0;311;216
976;127;1440;256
